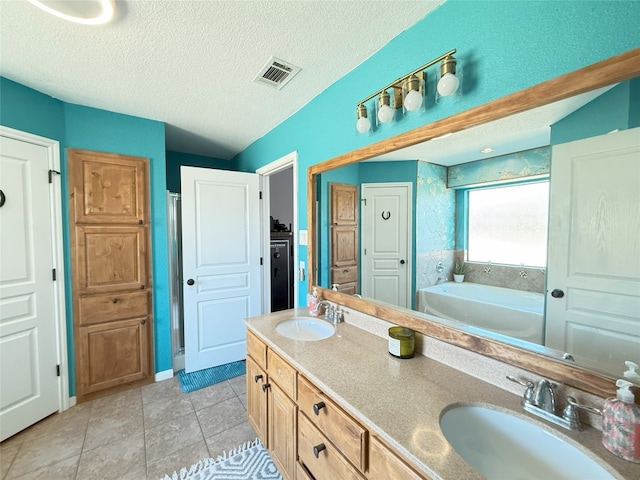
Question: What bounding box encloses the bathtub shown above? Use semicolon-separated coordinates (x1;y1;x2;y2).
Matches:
417;282;544;344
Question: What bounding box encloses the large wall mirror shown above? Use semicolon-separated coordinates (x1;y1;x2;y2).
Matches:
308;48;640;399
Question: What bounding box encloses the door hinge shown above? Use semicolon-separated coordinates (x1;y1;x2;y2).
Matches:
52;268;57;281
259;191;263;200
56;365;60;376
364;248;367;255
361;198;367;206
260;257;264;266
48;169;61;184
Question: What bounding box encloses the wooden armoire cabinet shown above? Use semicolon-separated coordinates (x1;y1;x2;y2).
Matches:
329;183;359;294
68;149;153;401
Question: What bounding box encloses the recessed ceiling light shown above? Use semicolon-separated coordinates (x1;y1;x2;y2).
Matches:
480;147;495;154
27;0;115;25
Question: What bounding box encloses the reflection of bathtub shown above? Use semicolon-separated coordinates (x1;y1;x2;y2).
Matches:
417;282;544;344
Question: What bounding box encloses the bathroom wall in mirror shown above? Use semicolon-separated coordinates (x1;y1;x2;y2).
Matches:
309;51;640;393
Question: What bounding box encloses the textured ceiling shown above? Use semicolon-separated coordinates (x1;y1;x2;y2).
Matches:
0;0;443;159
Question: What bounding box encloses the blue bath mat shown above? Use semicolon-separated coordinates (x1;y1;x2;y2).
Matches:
178;360;246;393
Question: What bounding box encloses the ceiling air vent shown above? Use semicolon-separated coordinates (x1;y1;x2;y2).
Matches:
253;56;301;90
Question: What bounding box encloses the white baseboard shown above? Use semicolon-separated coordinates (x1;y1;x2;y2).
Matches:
155;369;174;382
68;396;76;408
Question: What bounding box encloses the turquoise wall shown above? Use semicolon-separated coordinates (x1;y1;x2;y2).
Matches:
233;0;640;306
551;79;640;144
166;150;233;192
0;79;171;395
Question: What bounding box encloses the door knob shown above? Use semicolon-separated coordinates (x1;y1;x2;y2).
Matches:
551;289;564;298
187;279;195;286
400;259;406;265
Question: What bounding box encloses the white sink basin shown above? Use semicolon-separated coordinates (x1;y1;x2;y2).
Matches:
440;405;617;480
276;318;335;341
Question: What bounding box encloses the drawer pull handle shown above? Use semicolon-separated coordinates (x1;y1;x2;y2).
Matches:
254;374;263;383
112;298;118;304
261;382;270;392
313;401;326;415
313;443;326;458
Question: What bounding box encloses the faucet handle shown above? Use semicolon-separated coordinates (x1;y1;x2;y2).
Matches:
561;396;602;430
506;375;536;404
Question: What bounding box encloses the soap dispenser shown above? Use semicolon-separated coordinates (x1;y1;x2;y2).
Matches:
308;287;320;316
601;379;640;463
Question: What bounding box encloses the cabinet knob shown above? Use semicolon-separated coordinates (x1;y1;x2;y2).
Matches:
254;374;263;383
140;319;146;325
138;219;143;225
261;382;270;392
313;401;326;415
313;443;326;458
112;298;118;304
140;285;145;290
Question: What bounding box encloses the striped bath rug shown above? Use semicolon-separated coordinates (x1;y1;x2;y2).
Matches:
177;360;246;393
160;438;282;480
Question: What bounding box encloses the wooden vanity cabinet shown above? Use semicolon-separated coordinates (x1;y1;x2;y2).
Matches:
246;330;297;479
369;435;432;480
246;328;431;480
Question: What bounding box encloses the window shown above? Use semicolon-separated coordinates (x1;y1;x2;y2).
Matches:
467;181;549;267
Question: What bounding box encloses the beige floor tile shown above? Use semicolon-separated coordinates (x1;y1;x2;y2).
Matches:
76;432;145;480
15;403;91;444
141;377;181;405
145;412;204;464
188;381;236;412
204;420;257;459
143;395;194;429
1;440;21;479
90;387;142;418
196;396;247;439
145;440;210;480
7;454;78;480
83;406;144;452
227;375;247;396
6;413;87;478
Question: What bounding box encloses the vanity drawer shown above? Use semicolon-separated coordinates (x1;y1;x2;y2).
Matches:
78;291;149;326
298;411;365;480
246;329;267;369
267;349;297;399
369;435;432;480
297;375;367;472
331;266;357;284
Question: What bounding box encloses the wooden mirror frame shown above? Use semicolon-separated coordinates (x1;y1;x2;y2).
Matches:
307;48;640;399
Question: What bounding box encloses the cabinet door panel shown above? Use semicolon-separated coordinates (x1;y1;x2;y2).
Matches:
331;226;358;267
246;356;268;446
69;149;147;224
330;183;358;226
268;383;296;479
78;317;150;394
75;226;147;294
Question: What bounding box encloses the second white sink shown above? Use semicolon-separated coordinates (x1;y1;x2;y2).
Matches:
276;318;335;341
440;405;617;480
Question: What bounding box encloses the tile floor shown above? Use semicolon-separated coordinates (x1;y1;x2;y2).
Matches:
0;374;256;480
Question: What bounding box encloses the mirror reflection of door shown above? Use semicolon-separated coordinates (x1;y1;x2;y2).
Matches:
361;183;412;308
546;127;640;374
330;183;358;295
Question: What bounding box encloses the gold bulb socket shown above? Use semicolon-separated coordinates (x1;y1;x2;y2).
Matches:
440;55;457;76
356;104;368;118
378;91;391;108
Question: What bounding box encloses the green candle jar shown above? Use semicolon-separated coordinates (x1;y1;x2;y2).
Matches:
388;326;415;359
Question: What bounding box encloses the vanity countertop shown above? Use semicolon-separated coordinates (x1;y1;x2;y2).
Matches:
246;308;638;480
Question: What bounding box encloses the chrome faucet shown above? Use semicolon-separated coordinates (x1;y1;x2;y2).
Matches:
506;375;600;431
313;300;343;324
533;379;556;414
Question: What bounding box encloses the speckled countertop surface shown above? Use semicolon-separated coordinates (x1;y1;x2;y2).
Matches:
246;308;637;480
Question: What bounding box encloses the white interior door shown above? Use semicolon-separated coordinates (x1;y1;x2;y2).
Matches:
546;127;640;375
181;167;261;373
0;135;60;441
361;183;412;308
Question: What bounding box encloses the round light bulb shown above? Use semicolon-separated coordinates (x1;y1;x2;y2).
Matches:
403;89;423;111
437;73;460;97
377;104;394;123
356;116;371;134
